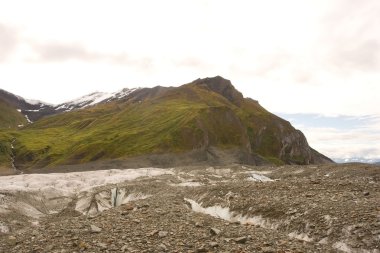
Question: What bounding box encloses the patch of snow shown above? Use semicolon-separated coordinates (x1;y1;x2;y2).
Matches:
25;99;51;106
55;91;112;111
0;168;172;194
123;192;150;204
24;109;40;112
248;173;274;182
170;182;203;187
288;232;313;242
13;201;45;218
17;109;21;112
248;170;273;175
86;92;114;106
0;223;9;233
30;221;39;227
332;241;377;253
0;223;9;234
54;88;139;111
184;198;279;229
24;114;32;123
318;237;329;245
106;87;139;102
56;104;68;110
75;189;150;215
205;167;232;176
333;242;354;253
0;168;173;218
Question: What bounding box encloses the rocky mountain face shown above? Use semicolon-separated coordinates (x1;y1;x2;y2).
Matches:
0;77;332;173
0;89;55;124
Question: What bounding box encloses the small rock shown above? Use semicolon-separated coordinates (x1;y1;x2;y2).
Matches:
234;236;248;244
209;242;219;247
158;243;168;251
195;221;203;227
196;245;208;252
78;241;88;250
45;244;54;251
8;235;16;240
124;203;134;210
158;231;168;238
98;242;107;249
8;235;17;246
147;230;158;237
261;246;275;253
90;224;102;233
210;227;221;235
318;237;329;245
363;192;370;196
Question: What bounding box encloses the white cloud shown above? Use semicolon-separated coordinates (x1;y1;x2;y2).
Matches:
283;114;380;160
0;23;19;61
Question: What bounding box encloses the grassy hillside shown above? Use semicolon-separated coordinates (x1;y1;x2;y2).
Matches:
0;77;332;171
0;100;27;129
7;85;243;168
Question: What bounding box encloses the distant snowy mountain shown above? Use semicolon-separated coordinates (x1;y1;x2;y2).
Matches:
0;87;140;124
0;88;56;123
55;88;139;112
333;157;380;164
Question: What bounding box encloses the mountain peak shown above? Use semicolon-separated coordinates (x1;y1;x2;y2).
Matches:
192;76;244;105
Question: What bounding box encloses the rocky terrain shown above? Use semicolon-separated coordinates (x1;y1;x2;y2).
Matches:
0;163;379;252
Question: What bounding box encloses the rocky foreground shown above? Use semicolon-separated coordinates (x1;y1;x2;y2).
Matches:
0;164;379;253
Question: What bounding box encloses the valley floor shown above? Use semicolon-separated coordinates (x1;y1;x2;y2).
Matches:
0;164;379;252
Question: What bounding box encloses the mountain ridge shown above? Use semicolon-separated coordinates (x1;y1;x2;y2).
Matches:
0;76;333;174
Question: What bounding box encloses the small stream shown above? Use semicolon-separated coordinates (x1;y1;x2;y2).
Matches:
10;138;22;174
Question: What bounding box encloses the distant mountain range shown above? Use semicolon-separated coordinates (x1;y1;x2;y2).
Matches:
333;158;380;164
0;76;333;174
0;87;139;125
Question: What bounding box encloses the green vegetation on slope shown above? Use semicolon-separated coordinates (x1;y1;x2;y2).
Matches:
7;86;240;168
0;100;27;129
0;78;330;170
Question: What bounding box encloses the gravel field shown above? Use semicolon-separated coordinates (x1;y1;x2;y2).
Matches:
0;163;379;252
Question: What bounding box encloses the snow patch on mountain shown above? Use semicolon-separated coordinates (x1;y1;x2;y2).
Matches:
24;114;32;123
24;99;52;106
55;87;139;112
56;92;113;111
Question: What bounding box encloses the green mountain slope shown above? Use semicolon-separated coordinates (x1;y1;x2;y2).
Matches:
0;100;27;129
0;76;332;171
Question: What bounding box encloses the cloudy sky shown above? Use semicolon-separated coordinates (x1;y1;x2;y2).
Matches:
0;0;379;161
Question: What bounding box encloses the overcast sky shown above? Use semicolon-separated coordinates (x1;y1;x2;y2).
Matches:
0;0;379;160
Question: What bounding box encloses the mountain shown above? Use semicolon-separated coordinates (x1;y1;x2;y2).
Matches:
0;89;56;124
0;99;28;129
0;76;333;173
0;87;141;127
334;157;380;164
